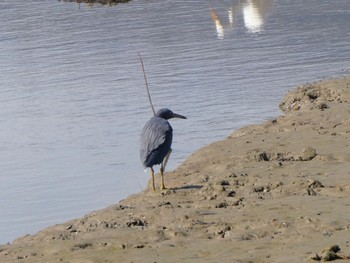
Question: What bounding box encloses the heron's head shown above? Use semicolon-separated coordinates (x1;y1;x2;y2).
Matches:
156;108;187;120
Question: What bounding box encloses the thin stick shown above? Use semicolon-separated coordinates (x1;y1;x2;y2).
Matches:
137;52;156;116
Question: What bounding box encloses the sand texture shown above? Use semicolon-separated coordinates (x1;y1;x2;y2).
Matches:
1;76;350;262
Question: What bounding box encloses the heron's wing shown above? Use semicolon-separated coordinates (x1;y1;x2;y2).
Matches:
140;117;172;165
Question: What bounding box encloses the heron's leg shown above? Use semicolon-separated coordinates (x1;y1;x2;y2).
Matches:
160;168;166;190
150;167;155;191
160;149;172;190
163;149;172;170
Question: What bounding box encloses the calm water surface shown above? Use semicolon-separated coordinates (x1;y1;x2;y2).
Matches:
0;0;349;243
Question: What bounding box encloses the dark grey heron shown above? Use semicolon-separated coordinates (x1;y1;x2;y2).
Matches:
140;108;187;191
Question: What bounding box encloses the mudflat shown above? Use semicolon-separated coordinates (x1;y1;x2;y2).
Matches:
1;76;350;263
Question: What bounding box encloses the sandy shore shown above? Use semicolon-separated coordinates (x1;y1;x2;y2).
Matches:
1;76;350;262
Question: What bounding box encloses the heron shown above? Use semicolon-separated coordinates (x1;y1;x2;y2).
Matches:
140;108;187;191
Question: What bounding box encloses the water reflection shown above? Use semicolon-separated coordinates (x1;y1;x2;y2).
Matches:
242;0;275;33
210;10;225;39
211;0;275;39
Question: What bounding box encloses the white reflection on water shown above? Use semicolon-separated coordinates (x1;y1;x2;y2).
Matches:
243;1;264;33
211;0;275;38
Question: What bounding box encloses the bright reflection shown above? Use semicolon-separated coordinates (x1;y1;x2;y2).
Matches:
211;0;275;39
243;1;264;33
211;10;224;39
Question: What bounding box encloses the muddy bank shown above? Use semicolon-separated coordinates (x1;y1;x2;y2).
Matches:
59;0;131;6
1;76;350;262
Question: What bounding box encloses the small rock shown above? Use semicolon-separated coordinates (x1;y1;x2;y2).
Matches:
229;172;237;178
119;244;126;250
307;188;317;196
116;204;133;210
307;90;319;100
158;201;172;207
161;190;175;196
219;180;230;186
321;250;339;261
253;186;265;193
202;175;209;182
232;199;242;206
241;233;255;241
310;253;321;261
216;202;228;208
227;190;236;197
316;101;329;110
223;230;232;239
311;245;342;261
258;152;270;161
126;218;147;228
133;244;145;249
329;245;340;253
71;242;92;251
301;146;317;161
308;179;324;189
322;230;333;237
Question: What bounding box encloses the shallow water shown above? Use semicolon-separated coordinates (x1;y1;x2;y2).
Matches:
0;0;349;244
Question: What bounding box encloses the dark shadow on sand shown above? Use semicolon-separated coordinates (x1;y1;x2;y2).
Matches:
172;185;203;191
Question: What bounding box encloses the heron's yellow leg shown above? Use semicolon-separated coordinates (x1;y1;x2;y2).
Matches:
150;167;155;191
160;149;172;190
160;168;166;190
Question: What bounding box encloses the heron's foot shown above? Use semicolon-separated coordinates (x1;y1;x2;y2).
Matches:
160;185;167;190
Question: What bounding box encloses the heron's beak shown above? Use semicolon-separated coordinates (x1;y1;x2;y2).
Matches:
173;113;187;119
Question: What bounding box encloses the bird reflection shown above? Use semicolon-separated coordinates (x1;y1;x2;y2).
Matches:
210;10;224;39
242;0;274;33
211;0;275;39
